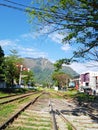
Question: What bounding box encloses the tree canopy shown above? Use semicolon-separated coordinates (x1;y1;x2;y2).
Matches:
0;46;5;81
0;46;4;64
28;0;98;62
52;71;70;89
4;50;23;87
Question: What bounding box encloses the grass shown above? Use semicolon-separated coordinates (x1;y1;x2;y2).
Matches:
76;92;95;103
46;88;78;98
0;88;36;95
63;89;78;98
0;91;11;97
20;111;52;129
6;126;38;130
22;112;51;122
49;88;96;103
0;104;16;118
0;93;40;125
7;126;51;130
25;122;51;127
18;97;29;103
67;123;73;130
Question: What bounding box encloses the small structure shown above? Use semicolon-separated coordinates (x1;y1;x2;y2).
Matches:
80;71;98;94
0;81;6;88
70;75;80;90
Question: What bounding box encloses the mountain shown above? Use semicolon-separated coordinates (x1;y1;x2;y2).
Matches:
23;57;79;84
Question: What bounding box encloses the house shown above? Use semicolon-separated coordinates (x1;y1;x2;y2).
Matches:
80;71;98;94
69;75;80;90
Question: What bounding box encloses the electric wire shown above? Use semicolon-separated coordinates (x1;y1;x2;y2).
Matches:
0;0;53;15
1;0;89;22
1;0;65;15
0;3;30;12
3;0;45;12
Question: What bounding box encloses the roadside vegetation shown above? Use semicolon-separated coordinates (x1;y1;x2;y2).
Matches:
0;88;38;98
0;92;40;125
46;88;98;104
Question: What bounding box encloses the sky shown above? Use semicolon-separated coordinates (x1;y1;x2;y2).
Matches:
0;0;98;74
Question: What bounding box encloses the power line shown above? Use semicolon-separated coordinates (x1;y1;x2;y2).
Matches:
0;0;58;17
2;0;48;12
1;0;64;15
3;0;31;8
0;0;71;18
0;3;30;12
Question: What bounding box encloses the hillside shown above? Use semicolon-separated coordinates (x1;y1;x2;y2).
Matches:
23;57;79;84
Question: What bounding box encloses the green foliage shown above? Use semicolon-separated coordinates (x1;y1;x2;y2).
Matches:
0;46;4;64
76;92;95;103
67;123;73;130
0;46;5;81
0;104;16;117
4;50;23;87
52;71;70;88
28;0;98;61
22;70;34;86
54;58;72;72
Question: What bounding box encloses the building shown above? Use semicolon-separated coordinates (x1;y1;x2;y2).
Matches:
80;71;98;94
69;75;80;90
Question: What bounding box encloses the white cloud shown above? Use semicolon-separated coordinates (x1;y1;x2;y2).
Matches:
21;26;51;39
49;33;64;43
0;40;14;46
70;61;98;74
48;32;72;52
0;39;48;58
21;33;36;39
18;46;48;58
39;26;50;34
61;44;70;51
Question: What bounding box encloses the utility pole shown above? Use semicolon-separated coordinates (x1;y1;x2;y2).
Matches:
19;64;23;86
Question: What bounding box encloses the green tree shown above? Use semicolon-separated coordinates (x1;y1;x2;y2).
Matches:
22;69;35;86
4;50;23;87
54;58;71;72
28;0;98;61
0;46;5;81
52;71;70;89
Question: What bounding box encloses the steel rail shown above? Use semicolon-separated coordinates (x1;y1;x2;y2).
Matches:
85;111;98;120
0;94;16;99
0;91;36;99
49;100;58;130
0;91;39;105
78;103;98;120
56;109;77;130
0;92;43;130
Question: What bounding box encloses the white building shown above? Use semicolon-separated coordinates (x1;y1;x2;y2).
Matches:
80;71;98;94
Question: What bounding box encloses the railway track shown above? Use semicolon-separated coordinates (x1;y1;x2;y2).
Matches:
50;98;98;130
0;90;36;99
0;91;98;130
0;91;42;127
0;92;53;130
0;94;16;99
0;91;38;105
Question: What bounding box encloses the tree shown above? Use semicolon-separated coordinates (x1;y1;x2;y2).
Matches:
28;0;98;62
4;50;23;87
52;71;70;89
53;59;71;89
54;58;71;71
0;46;5;81
22;69;34;86
0;46;4;64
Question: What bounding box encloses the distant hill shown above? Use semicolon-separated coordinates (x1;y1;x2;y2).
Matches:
23;57;79;84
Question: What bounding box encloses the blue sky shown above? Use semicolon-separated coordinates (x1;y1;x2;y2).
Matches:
0;0;98;74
